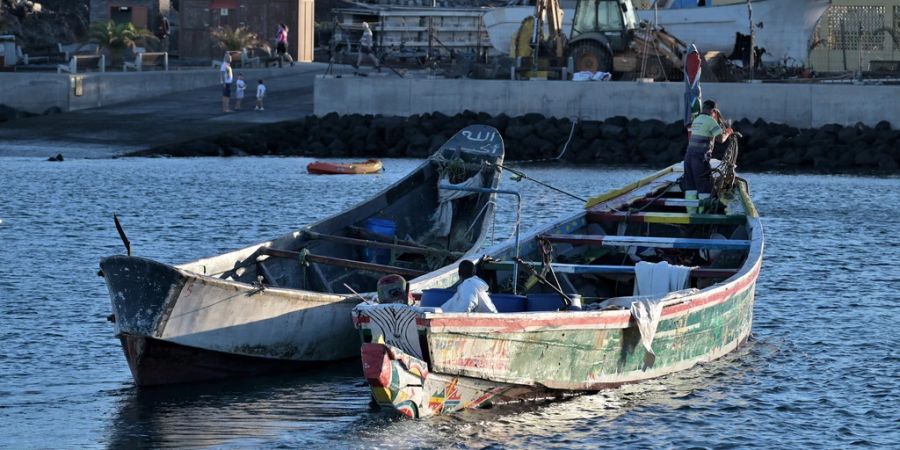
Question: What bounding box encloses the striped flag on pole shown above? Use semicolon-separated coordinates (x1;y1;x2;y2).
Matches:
683;44;702;129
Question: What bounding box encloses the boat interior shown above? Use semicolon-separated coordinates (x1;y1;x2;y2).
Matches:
178;146;504;296
465;172;756;311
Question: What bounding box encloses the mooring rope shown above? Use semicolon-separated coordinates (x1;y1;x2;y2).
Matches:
509;118;579;165
491;162;587;203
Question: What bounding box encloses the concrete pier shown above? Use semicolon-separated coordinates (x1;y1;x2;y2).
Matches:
0;63;352;158
314;77;900;128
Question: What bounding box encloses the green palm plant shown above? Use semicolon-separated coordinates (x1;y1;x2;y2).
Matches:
210;26;268;53
89;20;156;63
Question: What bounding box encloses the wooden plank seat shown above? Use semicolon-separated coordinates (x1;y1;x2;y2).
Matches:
57;54;105;73
628;198;702;208
587;211;747;225
124;52;168;71
258;247;427;278
482;260;738;278
539;234;751;250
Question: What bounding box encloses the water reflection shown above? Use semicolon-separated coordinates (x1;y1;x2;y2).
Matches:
106;361;367;449
1;157;897;448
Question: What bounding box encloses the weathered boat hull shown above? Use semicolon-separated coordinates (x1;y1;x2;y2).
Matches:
355;163;764;417
101;255;360;376
119;334;330;386
101;125;506;386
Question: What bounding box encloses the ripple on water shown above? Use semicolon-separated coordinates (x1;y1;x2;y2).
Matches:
0;160;897;448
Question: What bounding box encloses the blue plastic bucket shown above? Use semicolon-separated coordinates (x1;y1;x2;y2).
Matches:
362;218;396;264
488;293;527;313
420;288;456;308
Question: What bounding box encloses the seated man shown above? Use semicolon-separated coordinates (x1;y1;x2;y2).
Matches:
376;274;411;305
440;260;498;313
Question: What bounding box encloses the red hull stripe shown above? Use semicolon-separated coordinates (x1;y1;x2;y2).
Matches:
417;259;761;331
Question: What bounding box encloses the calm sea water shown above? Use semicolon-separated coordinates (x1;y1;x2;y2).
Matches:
1;157;897;449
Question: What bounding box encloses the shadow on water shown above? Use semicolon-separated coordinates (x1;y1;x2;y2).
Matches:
104;360;369;449
295;339;775;450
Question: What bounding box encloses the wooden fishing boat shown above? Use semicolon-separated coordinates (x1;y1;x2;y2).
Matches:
307;159;384;175
354;160;763;418
99;125;505;386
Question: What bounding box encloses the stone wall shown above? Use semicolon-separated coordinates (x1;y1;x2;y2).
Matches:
132;112;900;172
314;77;900;129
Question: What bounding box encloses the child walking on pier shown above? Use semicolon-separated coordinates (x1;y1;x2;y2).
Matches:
234;73;246;110
255;79;266;111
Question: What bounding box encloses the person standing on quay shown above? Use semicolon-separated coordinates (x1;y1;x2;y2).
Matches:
234;73;246;111
356;22;380;72
220;53;234;113
255;79;266;111
683;99;733;212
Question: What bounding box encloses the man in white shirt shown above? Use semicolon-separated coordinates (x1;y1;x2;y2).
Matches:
220;53;233;113
440;260;498;313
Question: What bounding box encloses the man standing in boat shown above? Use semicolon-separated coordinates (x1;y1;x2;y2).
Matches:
440;260;497;313
684;100;733;212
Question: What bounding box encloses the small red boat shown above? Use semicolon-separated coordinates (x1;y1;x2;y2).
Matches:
307;159;383;175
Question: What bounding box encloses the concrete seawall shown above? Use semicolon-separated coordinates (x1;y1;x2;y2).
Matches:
0;66;308;114
314;77;900;128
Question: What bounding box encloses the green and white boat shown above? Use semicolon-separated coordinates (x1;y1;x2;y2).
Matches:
353;160;763;418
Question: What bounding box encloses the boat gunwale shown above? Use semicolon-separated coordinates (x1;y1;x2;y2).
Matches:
357;163;763;332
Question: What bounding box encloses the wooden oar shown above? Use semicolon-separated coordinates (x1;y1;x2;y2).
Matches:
303;230;458;258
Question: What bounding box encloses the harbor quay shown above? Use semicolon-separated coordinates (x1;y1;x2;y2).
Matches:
5;67;895;172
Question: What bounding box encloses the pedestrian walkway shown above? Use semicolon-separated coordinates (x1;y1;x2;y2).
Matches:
0;62;352;158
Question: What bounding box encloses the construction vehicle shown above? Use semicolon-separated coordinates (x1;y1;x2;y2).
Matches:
511;0;686;80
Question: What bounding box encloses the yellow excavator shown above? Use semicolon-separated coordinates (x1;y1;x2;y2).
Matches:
512;0;686;80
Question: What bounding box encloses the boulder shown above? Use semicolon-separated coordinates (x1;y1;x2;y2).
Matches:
820;123;843;135
522;112;545;125
837;127;859;144
600;123;626;140
605;116;629;127
875;120;892;131
877;156;899;170
505;124;534;141
580;121;602;140
664;121;686;139
327;138;346;153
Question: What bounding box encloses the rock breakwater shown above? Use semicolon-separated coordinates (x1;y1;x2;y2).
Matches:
131;112;900;172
